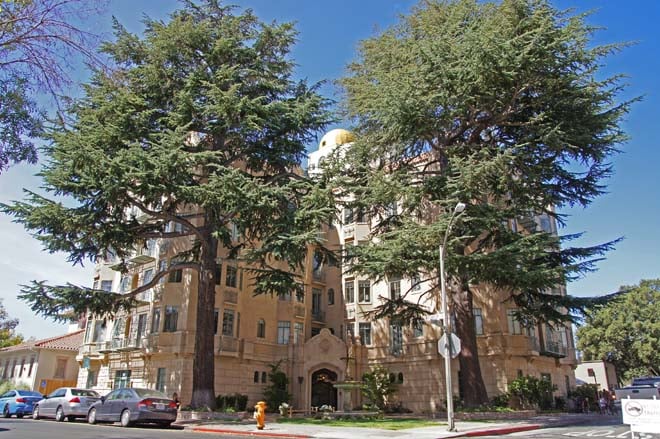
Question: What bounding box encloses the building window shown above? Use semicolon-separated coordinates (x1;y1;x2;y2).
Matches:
294;322;304;344
277;321;290;344
358;280;371;303
343;207;354;224
168;266;182;283
9;359;16;378
2;360;9;379
390;323;403;356
356;208;368;223
54;358;67;379
328;288;335;305
151;307;161;333
18;358;25;377
346;323;354;340
507;310;523;335
222;309;235;336
398;372;404;384
163;306;179;332
226;265;237;288
214;309;219;335
92;320;105;342
158;259;167;284
156;368;166;393
257;319;266;338
312;288;322;317
344;280;354;303
142;268;154;285
120;275;130;292
101;280;113;292
389;277;401;300
296;285;305;303
28;357;35;377
261;371;267;383
214;263;222;285
413;321;424;338
114;370;131;389
411;274;421;291
473;308;484;335
359;322;372;345
86;369;98;388
254;371;259;383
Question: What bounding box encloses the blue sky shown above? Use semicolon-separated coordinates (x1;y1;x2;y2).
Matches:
1;0;658;339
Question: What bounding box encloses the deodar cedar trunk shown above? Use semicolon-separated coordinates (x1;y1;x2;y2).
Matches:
191;230;218;409
452;282;489;407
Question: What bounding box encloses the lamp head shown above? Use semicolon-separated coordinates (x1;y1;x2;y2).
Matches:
454;202;466;214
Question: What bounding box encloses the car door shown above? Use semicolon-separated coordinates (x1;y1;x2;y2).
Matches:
97;389;120;421
115;389;134;420
40;388;64;417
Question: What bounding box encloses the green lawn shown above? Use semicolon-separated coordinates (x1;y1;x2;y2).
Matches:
276;417;443;430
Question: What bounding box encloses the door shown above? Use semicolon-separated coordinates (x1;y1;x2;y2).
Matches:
311;369;337;409
41;388;66;417
96;389;120;421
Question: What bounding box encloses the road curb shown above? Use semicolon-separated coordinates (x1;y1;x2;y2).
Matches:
455;424;543;437
191;426;312;438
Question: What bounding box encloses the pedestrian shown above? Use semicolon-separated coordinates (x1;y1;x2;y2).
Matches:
583;397;590;414
172;392;181;410
599;394;608;415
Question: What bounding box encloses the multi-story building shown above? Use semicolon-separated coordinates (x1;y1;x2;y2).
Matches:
76;128;577;412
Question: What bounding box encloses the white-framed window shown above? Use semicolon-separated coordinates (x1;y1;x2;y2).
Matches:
473;308;484;335
343;208;354;224
390;323;403;356
151;307;161;333
101;280;113;292
344;280;355;303
411;274;421;291
120;275;130;293
294;322;304;344
277;321;290;344
142;268;153;286
226;265;238;288
359;322;372;345
358;280;371;302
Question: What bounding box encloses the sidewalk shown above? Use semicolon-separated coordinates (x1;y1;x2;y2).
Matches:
178;412;612;439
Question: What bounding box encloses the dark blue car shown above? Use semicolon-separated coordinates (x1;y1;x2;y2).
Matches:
0;389;43;418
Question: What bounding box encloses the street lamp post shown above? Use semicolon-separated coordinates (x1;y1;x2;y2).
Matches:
439;201;465;432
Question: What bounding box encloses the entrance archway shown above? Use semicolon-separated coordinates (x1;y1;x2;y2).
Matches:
311;368;337;409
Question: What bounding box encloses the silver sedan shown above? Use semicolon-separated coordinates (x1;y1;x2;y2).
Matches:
33;387;101;422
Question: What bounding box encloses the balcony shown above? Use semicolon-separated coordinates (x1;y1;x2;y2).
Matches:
540;340;567;358
294;305;306;318
102;337;143;352
130;243;156;265
78;343;105;357
312;270;326;283
311;310;325;322
224;290;238;304
529;336;540;352
216;335;239;354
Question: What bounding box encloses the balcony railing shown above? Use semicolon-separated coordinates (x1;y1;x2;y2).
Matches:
529;336;540;352
312;270;326;283
101;337;143;352
224;290;238;304
311;310;325;322
540;340;567;358
217;335;239;353
79;342;104;356
294;305;306;318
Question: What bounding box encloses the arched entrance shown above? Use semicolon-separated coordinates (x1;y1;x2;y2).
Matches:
311;368;337;409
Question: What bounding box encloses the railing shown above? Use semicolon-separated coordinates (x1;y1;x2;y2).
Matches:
101;337;143;352
311;310;325;322
294;305;306;318
312;270;326;283
217;335;239;353
78;343;104;356
540;340;567;357
224;290;238;304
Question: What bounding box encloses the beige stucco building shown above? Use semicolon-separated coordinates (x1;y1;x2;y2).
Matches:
76;129;577;412
0;329;83;395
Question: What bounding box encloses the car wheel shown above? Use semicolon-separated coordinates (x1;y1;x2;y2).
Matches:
87;408;97;425
120;409;132;427
159;421;172;428
32;406;40;420
2;405;9;418
55;406;65;422
16;413;23;419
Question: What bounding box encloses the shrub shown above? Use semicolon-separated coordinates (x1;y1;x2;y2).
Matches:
263;360;291;412
361;365;398;410
508;375;557;410
491;393;511;408
215;393;249;412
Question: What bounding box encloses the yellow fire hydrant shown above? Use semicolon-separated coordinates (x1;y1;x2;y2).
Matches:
254;401;267;430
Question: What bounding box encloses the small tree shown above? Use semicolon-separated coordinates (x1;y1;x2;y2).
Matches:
508;375;557;410
361;365;397;410
0;299;23;348
263;361;291;412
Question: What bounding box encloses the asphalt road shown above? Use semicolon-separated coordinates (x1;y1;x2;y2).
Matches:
0;417;222;439
508;418;660;439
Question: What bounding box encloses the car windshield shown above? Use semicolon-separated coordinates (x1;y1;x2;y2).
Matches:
632;378;660;386
18;391;43;397
71;389;100;397
134;389;169;399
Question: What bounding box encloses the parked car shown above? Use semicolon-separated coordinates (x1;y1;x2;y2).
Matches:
87;388;177;428
613;377;660;407
33;387;101;422
0;389;43;418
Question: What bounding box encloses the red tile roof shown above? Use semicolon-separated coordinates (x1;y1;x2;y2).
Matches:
0;330;84;353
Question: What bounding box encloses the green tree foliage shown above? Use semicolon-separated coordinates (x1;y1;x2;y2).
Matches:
333;0;634;406
361;365;398;410
1;0;330;408
0;299;23;348
508;375;557;410
263;361;291;411
0;0;105;172
576;279;660;384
